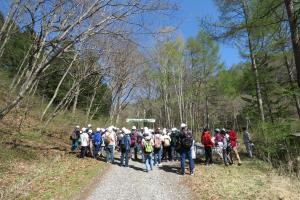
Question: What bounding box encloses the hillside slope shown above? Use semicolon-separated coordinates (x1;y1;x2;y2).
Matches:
0;69;108;200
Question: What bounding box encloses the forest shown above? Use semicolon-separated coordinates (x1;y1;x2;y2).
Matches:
0;0;300;199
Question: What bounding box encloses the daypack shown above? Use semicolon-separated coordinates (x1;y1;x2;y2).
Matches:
120;136;130;152
93;132;102;145
144;141;153;153
164;137;170;147
104;133;111;146
154;135;161;149
70;130;79;140
181;134;193;149
130;132;138;147
170;132;178;146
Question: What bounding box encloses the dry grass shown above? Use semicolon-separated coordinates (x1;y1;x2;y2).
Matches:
183;158;300;200
0;143;108;200
0;69;109;200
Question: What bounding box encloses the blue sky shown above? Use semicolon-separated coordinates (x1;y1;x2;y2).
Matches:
176;0;241;67
1;0;241;67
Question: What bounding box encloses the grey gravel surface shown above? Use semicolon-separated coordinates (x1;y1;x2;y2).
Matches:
86;156;192;200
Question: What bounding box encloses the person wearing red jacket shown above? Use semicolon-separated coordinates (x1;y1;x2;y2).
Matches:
201;128;214;165
228;128;242;165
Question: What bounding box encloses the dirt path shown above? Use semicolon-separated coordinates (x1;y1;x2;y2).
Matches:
86;155;192;200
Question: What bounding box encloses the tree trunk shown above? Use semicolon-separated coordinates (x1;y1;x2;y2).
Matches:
242;0;265;122
205;92;209;128
72;84;80;115
264;91;274;123
285;55;300;118
0;1;20;58
41;53;78;120
85;77;100;124
284;0;300;88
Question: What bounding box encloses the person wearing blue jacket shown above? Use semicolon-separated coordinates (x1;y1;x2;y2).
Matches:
93;128;102;159
120;128;131;167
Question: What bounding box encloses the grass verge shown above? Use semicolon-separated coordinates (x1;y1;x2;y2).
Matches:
183;157;300;200
0;145;108;200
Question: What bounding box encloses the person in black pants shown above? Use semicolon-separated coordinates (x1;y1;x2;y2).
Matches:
201;128;214;165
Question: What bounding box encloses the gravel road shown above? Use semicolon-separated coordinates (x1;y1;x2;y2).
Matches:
86;155;192;200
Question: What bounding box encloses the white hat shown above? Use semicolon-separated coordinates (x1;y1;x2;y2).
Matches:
96;128;101;132
180;123;187;128
82;127;86;132
121;127;126;133
172;128;177;132
162;128;167;135
215;128;220;132
145;136;151;141
88;129;92;133
107;126;113;132
132;126;136;130
76;125;80;129
144;128;150;135
88;124;92;128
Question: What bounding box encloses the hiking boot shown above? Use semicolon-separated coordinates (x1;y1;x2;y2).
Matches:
238;162;242;166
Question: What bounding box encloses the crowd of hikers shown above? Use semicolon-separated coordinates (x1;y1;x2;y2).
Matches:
70;123;253;175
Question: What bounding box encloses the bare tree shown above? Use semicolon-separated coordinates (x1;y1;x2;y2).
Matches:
0;0;177;120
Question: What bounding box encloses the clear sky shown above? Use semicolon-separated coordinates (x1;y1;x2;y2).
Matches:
0;0;241;67
176;0;241;68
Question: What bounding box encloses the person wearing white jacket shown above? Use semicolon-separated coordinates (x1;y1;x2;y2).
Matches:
80;128;89;158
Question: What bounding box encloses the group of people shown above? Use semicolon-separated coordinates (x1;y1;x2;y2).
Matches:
70;123;253;176
201;127;253;166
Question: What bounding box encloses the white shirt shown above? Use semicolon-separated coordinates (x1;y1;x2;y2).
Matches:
80;132;89;147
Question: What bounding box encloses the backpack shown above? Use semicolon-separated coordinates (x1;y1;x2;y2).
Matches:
120;136;128;153
70;130;78;140
164;137;170;147
93;132;101;145
130;132;137;147
104;134;111;146
154;135;161;149
170;132;178;146
144;141;153;153
181;134;193;149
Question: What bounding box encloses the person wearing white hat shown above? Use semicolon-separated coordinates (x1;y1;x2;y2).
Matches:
70;125;81;152
170;128;179;161
120;128;131;167
86;129;94;157
162;128;172;161
80;127;89;158
142;129;154;172
104;127;116;163
179;123;195;175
